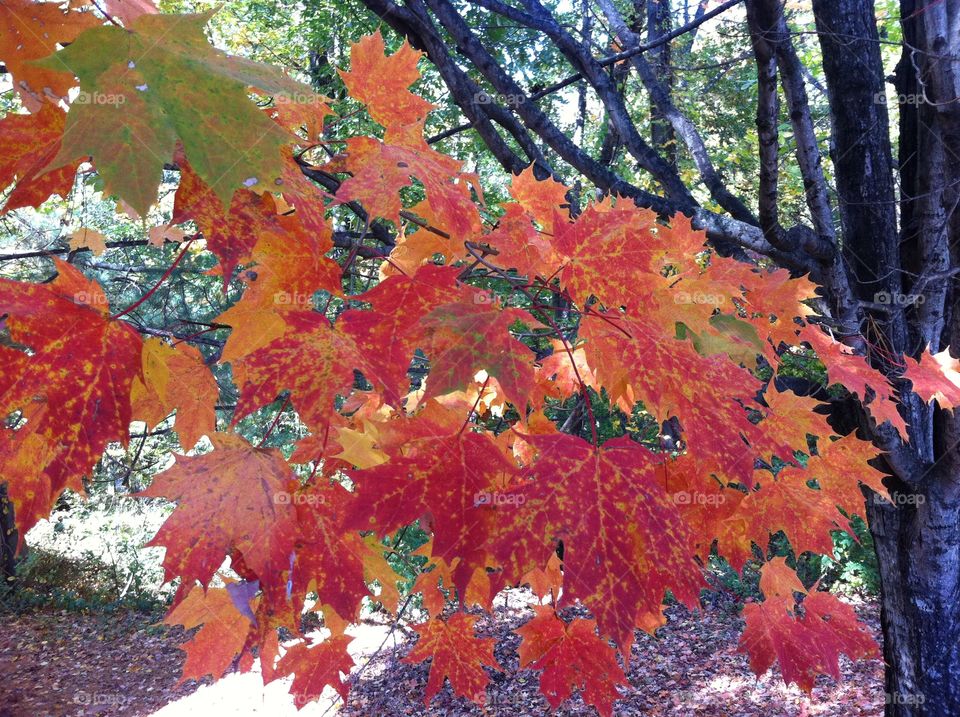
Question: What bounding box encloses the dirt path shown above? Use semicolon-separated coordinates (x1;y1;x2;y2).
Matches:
0;594;885;716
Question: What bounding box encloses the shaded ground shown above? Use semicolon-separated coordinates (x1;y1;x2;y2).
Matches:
0;592;885;716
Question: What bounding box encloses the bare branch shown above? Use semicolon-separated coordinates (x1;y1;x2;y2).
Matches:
596;0;758;224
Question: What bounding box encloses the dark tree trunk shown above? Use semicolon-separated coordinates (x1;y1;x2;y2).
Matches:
866;457;960;717
0;485;18;594
646;0;677;166
813;0;960;714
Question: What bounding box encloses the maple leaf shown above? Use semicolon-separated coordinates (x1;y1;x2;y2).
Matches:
276;155;339;238
756;556;807;600
532;341;600;409
332;424;388;469
579;310;762;485
288;393;390;473
736;266;818;347
0;104;79;212
230;309;363;434
516;606;628;717
328;136;479;237
147;223;185;247
808;432;890;513
410;540;459;616
509;164;570;233
234;594;294;681
751;384;834;464
800;590;880;675
380;225;452;277
338;31;435;130
267;91;334;140
172;159;279;285
343;428;521;596
419;299;537;408
358;533;404;612
216;220;342;365
903;346;960;410
800;324;908;438
507;433;703;654
138;434;298;606
130;338;219;450
403;612;502;705
679;312;765;368
0;0;100;111
651;453;745;563
164;583;256;683
483;203;557;279
338;264;465;403
739;598;823;692
738;558;878;692
287;480;370;622
276;634;356;703
36;11;310;213
553;202;661;309
522;552;563;603
68;227;109;255
0;260;142;536
99;0;160;27
715;466;849;570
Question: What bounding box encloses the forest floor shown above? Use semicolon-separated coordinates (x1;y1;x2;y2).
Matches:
0;591;885;717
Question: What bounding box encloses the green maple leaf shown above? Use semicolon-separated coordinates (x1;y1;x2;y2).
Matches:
34;11;307;214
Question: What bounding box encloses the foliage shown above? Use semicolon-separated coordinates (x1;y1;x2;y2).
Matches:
1;3;957;715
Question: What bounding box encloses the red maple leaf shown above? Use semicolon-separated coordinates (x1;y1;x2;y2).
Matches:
506;433;703;654
516;606;628;717
0;261;142;536
403;612;502;705
138;434;298;607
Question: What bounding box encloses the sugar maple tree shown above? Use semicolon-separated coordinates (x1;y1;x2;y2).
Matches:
2;2;959;714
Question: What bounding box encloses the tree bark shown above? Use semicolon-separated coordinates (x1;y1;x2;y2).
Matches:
0;485;18;594
812;0;907;353
646;0;677;167
813;0;960;714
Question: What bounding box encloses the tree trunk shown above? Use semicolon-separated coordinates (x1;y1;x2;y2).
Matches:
867;457;960;717
813;0;960;713
0;485;18;594
645;0;677;166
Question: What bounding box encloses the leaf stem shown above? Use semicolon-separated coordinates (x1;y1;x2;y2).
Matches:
110;237;196;320
258;395;292;447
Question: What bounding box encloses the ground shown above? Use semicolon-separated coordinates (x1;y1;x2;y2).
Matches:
0;592;885;717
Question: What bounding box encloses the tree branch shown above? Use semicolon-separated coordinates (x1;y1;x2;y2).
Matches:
595;0;758;224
